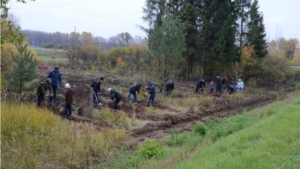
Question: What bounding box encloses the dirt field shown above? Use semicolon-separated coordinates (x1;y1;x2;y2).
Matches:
39;72;295;145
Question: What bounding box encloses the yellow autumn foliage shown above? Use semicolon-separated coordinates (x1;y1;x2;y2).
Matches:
1;42;39;74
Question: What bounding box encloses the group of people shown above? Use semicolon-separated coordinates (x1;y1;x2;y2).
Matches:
196;76;244;95
37;66;245;120
37;66;158;119
37;66;73;120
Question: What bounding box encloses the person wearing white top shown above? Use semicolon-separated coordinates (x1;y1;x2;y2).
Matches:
236;79;244;94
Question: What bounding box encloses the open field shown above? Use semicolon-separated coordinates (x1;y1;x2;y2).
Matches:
38;56;69;63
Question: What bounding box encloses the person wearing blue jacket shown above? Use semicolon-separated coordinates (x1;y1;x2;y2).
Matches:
47;65;62;102
226;84;236;95
145;81;156;107
236;79;244;94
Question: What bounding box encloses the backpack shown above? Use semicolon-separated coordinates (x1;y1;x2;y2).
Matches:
91;80;97;87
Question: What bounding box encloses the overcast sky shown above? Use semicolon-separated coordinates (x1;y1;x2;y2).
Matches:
8;0;300;40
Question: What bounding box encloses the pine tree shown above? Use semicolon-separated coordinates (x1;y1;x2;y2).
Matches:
246;0;268;59
198;0;239;77
148;11;186;78
9;43;37;94
235;0;252;47
142;0;167;33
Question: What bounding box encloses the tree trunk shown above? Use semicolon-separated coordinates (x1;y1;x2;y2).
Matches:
201;60;206;79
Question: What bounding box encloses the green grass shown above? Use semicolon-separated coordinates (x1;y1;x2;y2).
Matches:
34;47;66;57
38;56;69;63
93;91;300;169
172;95;300;169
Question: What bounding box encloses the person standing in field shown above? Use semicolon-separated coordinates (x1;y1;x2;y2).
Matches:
47;65;62;102
236;79;244;94
209;80;214;95
64;83;73;120
145;81;156;107
91;77;104;106
215;76;222;94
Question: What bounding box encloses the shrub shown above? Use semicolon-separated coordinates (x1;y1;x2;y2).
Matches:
296;84;300;90
170;89;180;97
138;140;164;158
182;97;198;107
166;132;189;146
93;108;131;129
192;122;207;136
230;93;246;99
198;96;213;107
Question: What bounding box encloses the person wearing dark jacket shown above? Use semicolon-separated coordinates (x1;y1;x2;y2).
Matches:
227;85;236;95
37;78;53;106
215;76;222;94
108;88;122;110
196;78;205;93
91;77;104;106
222;76;228;90
47;65;62;102
145;81;156;107
64;83;73;120
165;78;174;96
127;83;141;104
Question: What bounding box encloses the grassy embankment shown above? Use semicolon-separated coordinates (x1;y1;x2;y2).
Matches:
94;90;300;169
1;103;128;169
172;94;300;169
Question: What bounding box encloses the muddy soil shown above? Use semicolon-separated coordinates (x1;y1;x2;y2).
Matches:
39;73;295;144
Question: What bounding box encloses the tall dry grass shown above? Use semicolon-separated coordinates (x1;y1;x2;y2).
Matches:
1;102;128;169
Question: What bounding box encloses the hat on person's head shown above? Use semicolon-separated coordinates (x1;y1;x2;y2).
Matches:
54;65;59;69
100;77;104;80
148;81;152;85
46;78;52;83
65;83;70;89
238;79;241;82
107;88;112;92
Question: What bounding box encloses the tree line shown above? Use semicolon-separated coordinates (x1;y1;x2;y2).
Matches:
22;30;148;49
143;0;268;80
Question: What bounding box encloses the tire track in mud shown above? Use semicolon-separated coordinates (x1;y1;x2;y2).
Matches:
130;95;278;142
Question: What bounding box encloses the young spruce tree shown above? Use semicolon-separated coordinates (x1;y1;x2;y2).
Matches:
9;43;37;94
246;0;268;59
148;11;186;79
